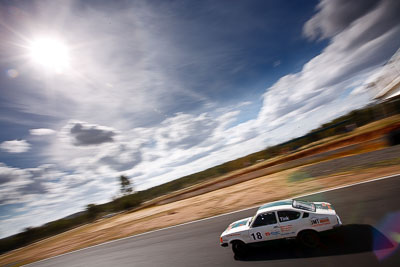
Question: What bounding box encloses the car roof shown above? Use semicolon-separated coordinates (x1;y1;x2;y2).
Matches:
256;199;294;214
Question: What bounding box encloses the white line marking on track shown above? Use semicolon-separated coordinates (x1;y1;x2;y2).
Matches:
24;172;400;266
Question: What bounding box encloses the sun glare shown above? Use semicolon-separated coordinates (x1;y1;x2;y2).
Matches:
29;37;70;73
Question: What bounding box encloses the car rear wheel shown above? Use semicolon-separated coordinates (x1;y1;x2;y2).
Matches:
297;230;320;248
231;240;248;258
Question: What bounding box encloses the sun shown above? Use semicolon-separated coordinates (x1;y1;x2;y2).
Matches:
29;37;70;73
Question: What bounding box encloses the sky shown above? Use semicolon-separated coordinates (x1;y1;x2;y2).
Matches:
0;0;399;238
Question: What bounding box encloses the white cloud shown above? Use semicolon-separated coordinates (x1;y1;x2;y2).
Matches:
30;128;56;136
0;163;31;187
236;101;252;108
0;140;31;153
303;0;379;40
273;60;281;67
258;0;400;133
155;113;217;150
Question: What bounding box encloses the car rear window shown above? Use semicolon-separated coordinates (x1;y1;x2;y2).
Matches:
292;200;316;212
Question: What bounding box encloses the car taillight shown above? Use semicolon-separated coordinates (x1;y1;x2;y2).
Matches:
220;237;223;243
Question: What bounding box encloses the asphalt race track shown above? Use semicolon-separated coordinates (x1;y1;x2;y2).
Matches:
27;175;400;267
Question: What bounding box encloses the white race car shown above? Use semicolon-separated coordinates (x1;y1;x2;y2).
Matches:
220;199;342;256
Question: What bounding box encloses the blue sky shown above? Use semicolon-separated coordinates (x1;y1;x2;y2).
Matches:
0;0;399;238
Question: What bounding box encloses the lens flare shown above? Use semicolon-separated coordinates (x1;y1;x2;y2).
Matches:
7;69;19;78
374;211;400;260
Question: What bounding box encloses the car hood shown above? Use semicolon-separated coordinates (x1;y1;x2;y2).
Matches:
222;217;251;235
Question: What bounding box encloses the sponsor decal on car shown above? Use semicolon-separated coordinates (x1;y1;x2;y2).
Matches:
311;217;330;226
320;218;329;223
227;233;241;237
281;231;295;236
265;230;281;237
321;203;333;210
280;225;293;232
315;203;333;211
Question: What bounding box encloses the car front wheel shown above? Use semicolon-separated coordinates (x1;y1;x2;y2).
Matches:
231;240;248;258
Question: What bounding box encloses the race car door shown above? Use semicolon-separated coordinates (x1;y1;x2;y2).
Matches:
276;210;301;238
249;211;281;243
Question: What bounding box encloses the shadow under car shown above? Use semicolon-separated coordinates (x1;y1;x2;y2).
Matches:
235;224;394;261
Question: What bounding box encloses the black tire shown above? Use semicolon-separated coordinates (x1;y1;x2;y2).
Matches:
297;230;320;248
231;240;248;258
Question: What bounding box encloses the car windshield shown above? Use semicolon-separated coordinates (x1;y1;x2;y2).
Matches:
248;215;255;226
292;200;316;212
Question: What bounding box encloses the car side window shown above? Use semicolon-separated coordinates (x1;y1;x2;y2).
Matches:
252;212;277;227
277;210;301;222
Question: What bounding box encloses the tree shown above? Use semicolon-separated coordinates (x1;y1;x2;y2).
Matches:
86;204;100;220
119;175;133;196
